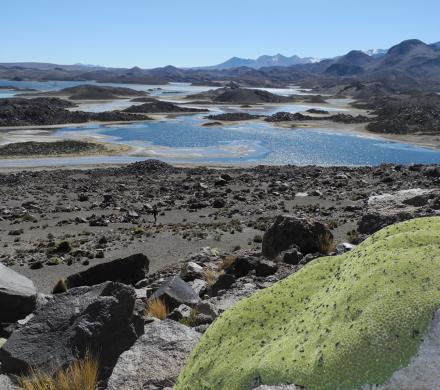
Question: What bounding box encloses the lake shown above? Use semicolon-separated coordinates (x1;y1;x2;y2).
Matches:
1;80;440;167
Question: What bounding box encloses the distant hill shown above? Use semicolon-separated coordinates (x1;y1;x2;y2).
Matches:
200;54;319;70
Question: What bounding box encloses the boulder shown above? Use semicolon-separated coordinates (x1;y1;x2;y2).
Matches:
281;248;304;265
0;282;143;380
211;273;235;296
359;189;440;234
227;255;258;278
255;259;278;277
0;263;37;323
195;301;219;321
175;218;440;390
0;374;19;390
180;262;204;282
107;320;200;390
189;279;208;297
65;253;149;289
152;276;200;310
262;215;332;259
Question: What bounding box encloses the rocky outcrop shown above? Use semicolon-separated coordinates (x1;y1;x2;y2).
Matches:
0;282;143;380
0;263;36;323
358;188;440;234
0;375;19;390
262;215;332;258
151;276;200;310
123;100;207;114
265;111;369;123
0;97;150;126
107;320;200;390
205;112;261;121
65;253;149;289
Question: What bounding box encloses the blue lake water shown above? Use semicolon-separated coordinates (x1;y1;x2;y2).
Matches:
1;80;440;167
53;114;440;166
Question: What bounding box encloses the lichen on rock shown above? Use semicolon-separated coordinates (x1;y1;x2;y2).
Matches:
175;217;440;390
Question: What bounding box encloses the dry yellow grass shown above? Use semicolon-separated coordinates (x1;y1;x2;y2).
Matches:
146;297;169;320
18;351;98;390
318;231;335;254
202;269;219;286
219;255;237;270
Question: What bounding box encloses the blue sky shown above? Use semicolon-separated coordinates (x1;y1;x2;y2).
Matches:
1;0;439;68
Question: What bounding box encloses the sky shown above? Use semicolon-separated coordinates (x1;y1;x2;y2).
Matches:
1;0;439;68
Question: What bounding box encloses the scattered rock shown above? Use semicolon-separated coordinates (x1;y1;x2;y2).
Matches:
152;276;200;310
65;253;149;289
0;263;37;323
262;215;332;258
0;282;143;380
107;320;200;390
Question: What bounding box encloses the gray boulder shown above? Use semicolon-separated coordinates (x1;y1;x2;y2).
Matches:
65;253;149;289
0;375;19;390
107;320;200;390
359;189;439;234
151;276;200;310
0;282;143;380
0;263;37;323
262;215;332;259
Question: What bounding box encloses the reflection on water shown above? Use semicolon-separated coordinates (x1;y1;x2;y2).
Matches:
52;114;440;166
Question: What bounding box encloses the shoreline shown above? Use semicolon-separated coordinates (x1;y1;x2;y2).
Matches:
0;98;439;171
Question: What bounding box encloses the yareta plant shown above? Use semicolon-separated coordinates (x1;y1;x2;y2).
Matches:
175;217;440;390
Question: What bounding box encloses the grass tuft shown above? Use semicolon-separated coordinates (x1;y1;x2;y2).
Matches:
18;351;98;390
318;231;335;254
146;297;169;320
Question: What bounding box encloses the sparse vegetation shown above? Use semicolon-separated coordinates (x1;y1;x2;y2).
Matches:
146;297;169;320
55;240;72;254
220;255;237;270
18;351;98;390
178;309;199;327
317;231;335;254
202;269;220;286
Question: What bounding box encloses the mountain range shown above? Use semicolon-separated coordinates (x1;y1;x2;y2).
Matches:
199;54;320;70
1;39;440;92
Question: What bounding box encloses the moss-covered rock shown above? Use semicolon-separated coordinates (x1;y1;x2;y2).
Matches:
175;217;440;390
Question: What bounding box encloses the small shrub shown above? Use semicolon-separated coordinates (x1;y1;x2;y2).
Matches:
18;351;98;390
52;279;68;294
46;257;62;266
146;297;168;320
253;235;263;243
178;309;198;327
55;240;72;254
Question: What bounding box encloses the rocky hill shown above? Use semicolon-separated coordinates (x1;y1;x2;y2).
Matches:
0;97;151;126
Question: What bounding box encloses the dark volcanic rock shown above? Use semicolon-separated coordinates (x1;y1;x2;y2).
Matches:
0;97;150;126
262;215;332;259
0;140;106;157
152;276;201;310
265;111;369;124
107;320;200;390
358;212;413;235
211;273;235;296
65;253;149;289
227;256;258;278
255;259;278;277
123;100;207;114
366;94;440;135
0;263;37;323
205;112;261;121
0;282;143;380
